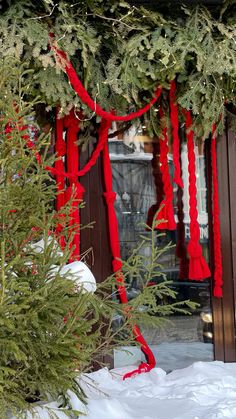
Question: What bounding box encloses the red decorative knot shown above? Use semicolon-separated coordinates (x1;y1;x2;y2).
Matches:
169;79;184;188
156;107;176;230
184;109;211;280
211;123;223;298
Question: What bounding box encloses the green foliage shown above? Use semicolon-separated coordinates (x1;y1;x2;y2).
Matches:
0;0;235;138
120;225;196;333
0;60;197;417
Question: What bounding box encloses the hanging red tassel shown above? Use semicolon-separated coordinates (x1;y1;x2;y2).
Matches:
156;107;176;230
211;123;223;297
183;110;211;280
101;118;156;379
169;80;183;188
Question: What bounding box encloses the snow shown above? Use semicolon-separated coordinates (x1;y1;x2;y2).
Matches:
23;361;236;419
53;261;97;293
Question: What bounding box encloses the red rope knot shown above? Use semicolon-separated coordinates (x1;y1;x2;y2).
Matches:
156;199;176;230
63;109;81;131
74;183;85;200
104;191;116;205
187;240;211;280
187;240;203;258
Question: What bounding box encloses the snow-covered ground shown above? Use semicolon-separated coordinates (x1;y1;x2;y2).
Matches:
26;361;236;419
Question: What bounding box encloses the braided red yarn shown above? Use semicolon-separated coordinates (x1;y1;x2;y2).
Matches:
156;107;176;230
169;80;183;188
211;123;223;297
64;110;83;261
101;119;156;379
47;119;112;179
51;41;162;122
184;110;211;280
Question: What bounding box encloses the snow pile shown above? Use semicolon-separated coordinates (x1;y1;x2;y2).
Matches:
25;361;236;419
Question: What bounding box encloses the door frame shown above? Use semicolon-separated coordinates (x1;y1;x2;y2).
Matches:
206;124;236;362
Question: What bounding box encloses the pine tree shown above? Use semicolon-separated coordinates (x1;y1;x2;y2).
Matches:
0;61;196;417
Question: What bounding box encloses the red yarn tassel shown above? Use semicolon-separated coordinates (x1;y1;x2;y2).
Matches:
169;80;183;188
211;123;223;297
156;108;176;230
183;110;211;280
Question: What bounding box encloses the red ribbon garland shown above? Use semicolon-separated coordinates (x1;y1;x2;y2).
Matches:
101;118;156;379
155;107;176;230
211;123;223;297
183;110;211;281
50;40;162;122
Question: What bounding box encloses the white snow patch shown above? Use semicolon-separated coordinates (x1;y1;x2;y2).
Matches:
17;361;236;418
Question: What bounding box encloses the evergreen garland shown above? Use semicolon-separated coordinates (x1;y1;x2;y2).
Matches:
0;0;235;138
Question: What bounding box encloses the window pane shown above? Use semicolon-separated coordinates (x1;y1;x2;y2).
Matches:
110;131;214;372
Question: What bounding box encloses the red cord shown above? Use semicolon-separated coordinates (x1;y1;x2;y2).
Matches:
63;110;83;261
211;123;223;297
50;40;162;122
101;118;156;379
47;118;109;179
183;110;211;280
169;80;183;188
155;107;176;230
